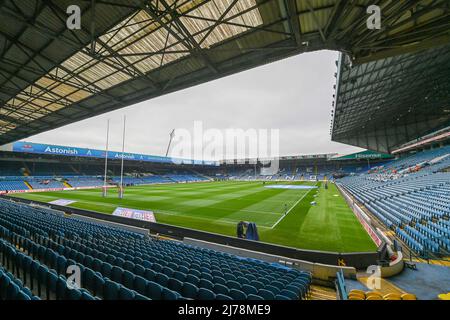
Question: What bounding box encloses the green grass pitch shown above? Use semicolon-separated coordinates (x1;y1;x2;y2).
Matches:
11;181;377;253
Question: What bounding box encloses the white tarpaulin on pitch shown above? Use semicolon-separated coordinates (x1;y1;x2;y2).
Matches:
112;207;156;222
48;199;77;206
264;185;318;190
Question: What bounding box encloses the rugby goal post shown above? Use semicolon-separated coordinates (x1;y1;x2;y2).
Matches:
102;185;108;197
118;185;124;199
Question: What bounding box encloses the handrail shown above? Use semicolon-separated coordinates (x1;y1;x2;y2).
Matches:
335;269;348;300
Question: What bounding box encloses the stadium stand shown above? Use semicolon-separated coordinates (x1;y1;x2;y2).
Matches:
65;177;104;188
109;173;208;186
27;179;66;190
0;199;311;300
347;290;417;301
0;263;39;300
0;0;448;304
0;165;209;193
337;146;450;256
0;180;28;192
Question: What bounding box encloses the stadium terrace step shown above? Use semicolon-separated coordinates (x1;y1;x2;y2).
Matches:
63;181;72;188
307;285;337;300
356;272;405;297
410;258;450;267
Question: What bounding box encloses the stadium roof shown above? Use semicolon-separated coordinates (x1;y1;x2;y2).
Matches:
331;43;450;154
392;128;450;154
1;0;449;145
0;140;218;165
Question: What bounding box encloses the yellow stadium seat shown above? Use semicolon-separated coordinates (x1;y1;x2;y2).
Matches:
366;295;383;300
401;293;417;300
383;293;402;300
349;289;366;297
349;289;365;296
366;292;383;300
348;295;364;300
349;293;365;300
438;293;450;300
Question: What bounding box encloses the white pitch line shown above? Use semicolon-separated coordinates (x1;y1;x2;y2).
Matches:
270;189;313;229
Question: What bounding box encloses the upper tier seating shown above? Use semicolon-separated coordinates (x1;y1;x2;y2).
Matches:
0;199;311;300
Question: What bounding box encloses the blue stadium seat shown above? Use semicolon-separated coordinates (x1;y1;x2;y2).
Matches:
103;280;121;300
229;289;247;300
161;287;179;300
67;288;83;300
258;289;276;300
197;288;215;300
181;282;198;299
133;276;148;295
155;273;170;287
247;294;264;300
168;278;183;292
118;286;135;300
146;281;163;300
134;292;150;300
123;270;135;289
0;197;313;301
226;280;241;290
215;293;233;300
213;283;229;296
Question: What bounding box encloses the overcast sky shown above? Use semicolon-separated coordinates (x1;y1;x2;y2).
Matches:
25;50;363;160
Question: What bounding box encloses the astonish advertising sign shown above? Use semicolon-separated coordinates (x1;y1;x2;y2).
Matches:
11;141;218;166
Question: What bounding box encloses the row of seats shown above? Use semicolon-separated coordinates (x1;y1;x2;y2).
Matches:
0;262;38;300
396;228;424;254
0;239;92;300
0;198;311;300
0;181;28;191
338;146;450;256
348;289;416;301
0;172;209;192
0;200;310;296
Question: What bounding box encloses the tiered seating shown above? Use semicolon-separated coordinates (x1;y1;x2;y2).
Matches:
0;162;24;176
66;176;103;188
139;175;172;184
26;163;78;176
0;199;311;300
110;173;207;186
348;289;416;300
27;180;65;190
165;174;208;183
0;171;209;192
338;146;450;255
0;180;28;192
0;263;39;300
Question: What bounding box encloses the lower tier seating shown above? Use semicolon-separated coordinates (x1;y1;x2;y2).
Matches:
0;199;311;300
338;146;450;256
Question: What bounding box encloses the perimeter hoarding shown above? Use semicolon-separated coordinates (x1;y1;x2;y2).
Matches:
9;141;218;166
331;150;393;161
